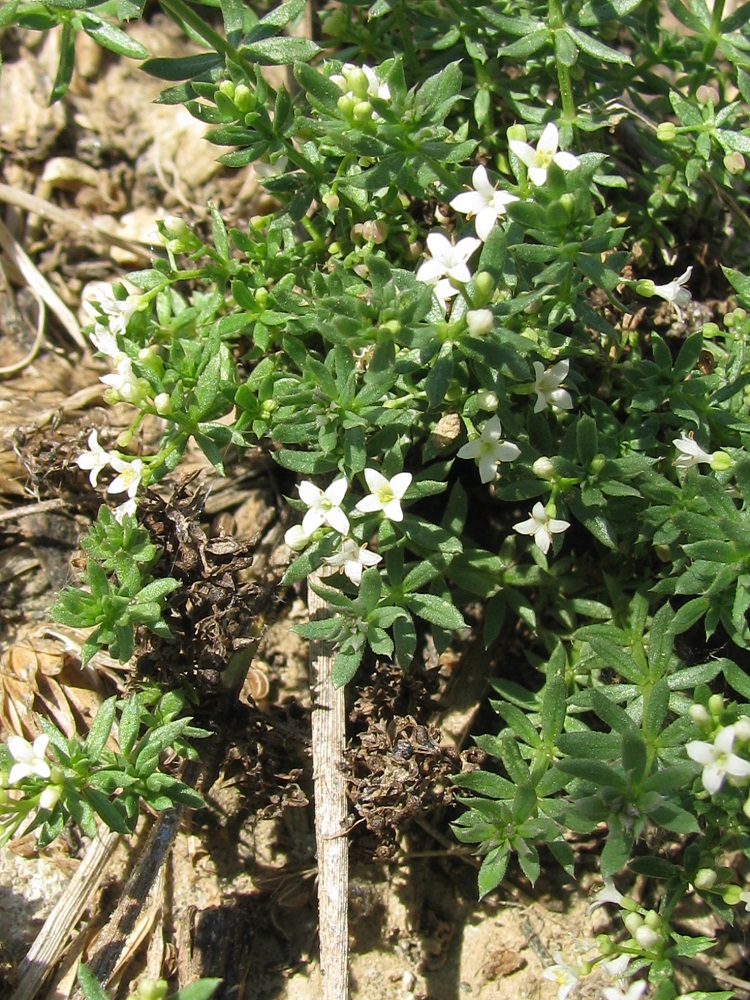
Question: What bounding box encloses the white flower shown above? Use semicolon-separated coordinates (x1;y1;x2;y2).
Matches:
450;165;519;241
652;266;693;321
100;356;149;405
603;980;648;1000
457;415;521;483
601;954;632;982
686;725;750;794
587;879;625;914
416;232;481;286
112;498;138;523
299;478;350;536
674;433;715;471
433;277;461;314
532;360;573;413
7;734;52;784
542;953;579;1000
83;283;140;338
509;123;579;186
513;501;570;555
90;324;124;362
323;537;383;585
76;429;114;488
107;456;144;500
355;469;412;522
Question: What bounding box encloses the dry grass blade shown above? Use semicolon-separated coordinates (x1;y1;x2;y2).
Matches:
0;217;84;350
0;288;45;377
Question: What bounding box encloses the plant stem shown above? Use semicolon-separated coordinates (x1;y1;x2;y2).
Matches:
308;567;349;1000
547;0;577;125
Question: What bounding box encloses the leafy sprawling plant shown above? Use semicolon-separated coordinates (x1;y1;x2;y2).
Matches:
2;0;750;995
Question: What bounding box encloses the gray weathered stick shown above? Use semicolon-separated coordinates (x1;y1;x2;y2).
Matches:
308;567;349;1000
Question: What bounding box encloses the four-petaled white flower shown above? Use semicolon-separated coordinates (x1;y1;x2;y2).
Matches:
90;325;124;362
355;469;412;522
83;283;141;338
603;980;648;1000
601;954;632;982
652;266;693;321
7;734;52;784
76;429;114;487
299;478;350;536
450;165;519;241
107;456;144;500
457;415;521;484
532;359;573;413
686;725;750;794
542;953;579;1000
509;123;579;186
416;232;481;287
323;537;383;585
674;433;714;471
513;501;570;555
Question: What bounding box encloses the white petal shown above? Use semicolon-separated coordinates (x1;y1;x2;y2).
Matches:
537;122;560;156
298;480;323;507
363;468;388;494
475;206;498;241
325;478;348;505
355;494;383;514
509;139;536;167
450;190;485;215
382;498;404;521
686;740;715;765
425;232;453;262
389;472;413;498
553;151;579;171
327;507;350;535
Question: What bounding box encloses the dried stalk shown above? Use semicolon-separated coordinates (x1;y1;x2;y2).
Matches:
11;828;121;1000
308;567;349;1000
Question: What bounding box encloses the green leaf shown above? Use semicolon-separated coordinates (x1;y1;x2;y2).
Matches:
171;981;222;1000
83;788;130;834
240;36;319;64
81;14;149;58
77;964;109;1000
84;696;117;759
51;21;76;103
477;846;509;898
407;593;465;630
567;24;632;63
142;53;222;80
332;648;363;687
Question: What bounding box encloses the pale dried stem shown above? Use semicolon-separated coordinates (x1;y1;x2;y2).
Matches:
11;828;121;1000
308;567;349;1000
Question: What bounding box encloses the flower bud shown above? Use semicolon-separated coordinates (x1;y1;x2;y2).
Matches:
117;428;134;448
473;271;495;306
689;703;711;726
634;925;660;950
476;389;498;411
654;543;672;563
337;94;355;118
38;783;62;811
255;288;269;309
284;525;311;551
694;868;717;890
623;912;643;936
234;84;255;113
589;454;607;476
507;123;527;143
361;219;388;243
154;393;171;415
322;192;340;212
635;279;656;298
131;978;169;1000
532;456;555;480
160;216;202;253
466;309;494;336
218;80;235;100
657;122;677;142
346;67;369;99
353;100;373;122
708;693;725;717
734;716;750;741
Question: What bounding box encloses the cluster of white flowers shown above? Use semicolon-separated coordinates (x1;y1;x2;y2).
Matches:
284;468;413;585
75;428;143;522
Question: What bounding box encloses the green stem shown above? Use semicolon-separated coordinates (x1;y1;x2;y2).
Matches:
158;0;249;76
701;0;725;69
547;0;577;125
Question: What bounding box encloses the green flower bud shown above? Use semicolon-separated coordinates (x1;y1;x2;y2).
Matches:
254;288;269;309
347;67;369;99
132;978;169;1000
322;192;340;211
353;99;373;121
623;912;643;936
337;94;355;118
589;453;607;476
379;319;401;336
117;428;134;448
361;219;388;243
635;279;656;298
507;123;527;143
154;393;171;415
654;543;672;563
657;122;677;142
234;84;255;113
473;271;495;306
218;80;235;100
708;693;725;717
